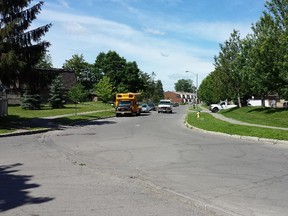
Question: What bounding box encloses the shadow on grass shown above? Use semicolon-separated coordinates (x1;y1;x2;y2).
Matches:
0;114;116;132
0;115;32;130
247;107;288;114
0;163;54;212
220;107;239;113
221;106;288;115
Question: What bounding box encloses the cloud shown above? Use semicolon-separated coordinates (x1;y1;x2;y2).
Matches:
62;22;87;33
57;0;70;9
143;27;166;36
36;3;255;91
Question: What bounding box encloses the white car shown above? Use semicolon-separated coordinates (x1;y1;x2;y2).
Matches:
209;101;237;113
141;103;150;113
157;100;173;113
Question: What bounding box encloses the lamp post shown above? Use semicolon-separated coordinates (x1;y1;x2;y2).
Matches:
185;71;198;105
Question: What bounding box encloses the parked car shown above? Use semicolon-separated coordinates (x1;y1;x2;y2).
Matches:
141;103;150;113
148;102;156;111
209;101;237;113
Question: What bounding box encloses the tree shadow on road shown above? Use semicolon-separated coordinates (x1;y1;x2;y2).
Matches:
0;163;54;212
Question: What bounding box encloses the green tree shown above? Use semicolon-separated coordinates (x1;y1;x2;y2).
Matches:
214;30;249;107
94;76;113;103
48;75;65;108
174;79;194;92
154;80;164;102
93;51;144;93
0;0;51;89
139;72;163;102
63;54;96;91
248;0;288;105
68;83;88;115
35;52;53;69
198;70;227;105
21;87;42;110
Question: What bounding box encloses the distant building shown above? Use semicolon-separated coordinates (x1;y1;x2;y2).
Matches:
164;91;196;104
7;68;76;105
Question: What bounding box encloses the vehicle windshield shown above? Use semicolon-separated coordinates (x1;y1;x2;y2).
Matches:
159;101;171;105
118;101;132;106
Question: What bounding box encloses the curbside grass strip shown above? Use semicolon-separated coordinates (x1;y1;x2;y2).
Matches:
184;120;288;145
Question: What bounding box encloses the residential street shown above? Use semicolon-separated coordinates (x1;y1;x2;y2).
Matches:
1;106;288;216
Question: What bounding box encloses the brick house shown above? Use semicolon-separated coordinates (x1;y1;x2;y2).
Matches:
164;91;196;104
7;68;77;104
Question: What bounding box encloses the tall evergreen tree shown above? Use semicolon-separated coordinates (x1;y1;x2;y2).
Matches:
0;0;51;89
21;86;41;110
48;75;65;109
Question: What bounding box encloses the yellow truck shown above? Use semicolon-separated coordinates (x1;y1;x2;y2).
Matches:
115;93;141;117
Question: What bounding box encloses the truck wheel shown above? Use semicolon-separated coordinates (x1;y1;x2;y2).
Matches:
212;107;219;113
116;113;120;117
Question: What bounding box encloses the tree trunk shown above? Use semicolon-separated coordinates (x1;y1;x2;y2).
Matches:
261;94;265;108
237;90;242;108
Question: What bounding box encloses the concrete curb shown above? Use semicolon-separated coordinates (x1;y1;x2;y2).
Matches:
0;128;54;138
184;121;288;145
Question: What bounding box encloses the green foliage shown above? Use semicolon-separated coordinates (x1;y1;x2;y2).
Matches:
0;0;51;88
63;54;96;91
221;106;288;128
68;83;88;104
48;75;66;109
21;88;42;110
200;0;288;106
93;51;144;93
140;72;164;102
154;80;164;102
187;112;288;141
62;51;163;103
198;70;230;105
94;76;114;103
35;53;53;69
174;79;194;92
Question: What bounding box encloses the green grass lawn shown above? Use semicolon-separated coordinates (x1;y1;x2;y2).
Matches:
220;106;288;128
0;102;115;134
187;111;288;141
8;101;112;118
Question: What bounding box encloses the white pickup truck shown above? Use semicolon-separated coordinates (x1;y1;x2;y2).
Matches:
157;99;173;113
209;101;237;113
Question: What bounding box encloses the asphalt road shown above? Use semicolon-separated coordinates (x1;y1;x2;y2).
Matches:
1;106;288;216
